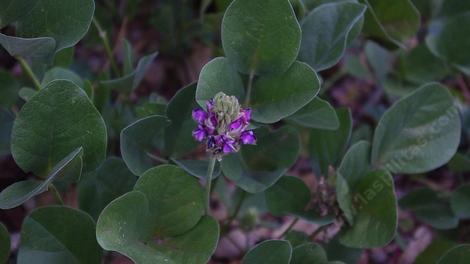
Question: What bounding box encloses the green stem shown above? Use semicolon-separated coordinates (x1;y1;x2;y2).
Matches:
17;57;41;90
244;70;256;105
309;223;333;240
205;157;217;214
146;152;169;164
92;17;120;76
49;184;64;205
278;218;299;238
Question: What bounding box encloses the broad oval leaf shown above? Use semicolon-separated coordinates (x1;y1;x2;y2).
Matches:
96;191;218;264
250;61;320;124
164;83;199;157
18;206;102;264
0;147;82;209
339;170;397;248
222;0;301;75
426;13;470;75
400;187;459;230
360;0;420;48
242;240;293;264
438;244;470;264
0;0;38;28
286;98;339;130
371;83;461;174
16;0;95;51
0;222;9;264
0;33;55;64
450;184;470;219
291;243;339;264
266;176;333;224
133;165;205;237
11;80;107;177
221;127;300;193
78;157;136;220
308;108;352;176
195;57;245;108
171;158;222;181
101;52;158;93
120;115;170;176
299;1;366;71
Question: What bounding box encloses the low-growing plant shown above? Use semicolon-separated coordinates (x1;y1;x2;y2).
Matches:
0;0;470;263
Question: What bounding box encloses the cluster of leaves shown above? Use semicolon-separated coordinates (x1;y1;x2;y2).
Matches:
0;0;469;263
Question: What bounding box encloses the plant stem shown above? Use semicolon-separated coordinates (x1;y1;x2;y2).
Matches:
309;223;333;240
146;152;169;164
49;184;64;205
278;218;299;238
205;157;217;214
225;190;247;227
17;57;41;90
92;17;121;76
244;70;256;105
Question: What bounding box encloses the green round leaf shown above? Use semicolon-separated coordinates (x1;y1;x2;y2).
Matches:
18;206;102;264
324;237;363;264
42;67;84;89
16;0;95;51
0;222;9;264
196;57;245;108
339;170;397;248
171;158;222;181
286;98;339;130
426;13;470;75
250;61;320;124
361;0;421;48
11;80;107;177
0;33;55;64
120;115;170;176
221;127;300;193
101;52;158;93
438;244;470;264
371;83;461;174
266;176;333;224
222;0;301;75
164;83;199;157
242;240;293;264
451;184;470;219
308;108;352;176
291;243;341;264
133;165;205;237
0;0;37;28
400;187;458;230
97;191;219;264
415;237;457;264
78;157;137;220
299;1;366;71
0;147;82;209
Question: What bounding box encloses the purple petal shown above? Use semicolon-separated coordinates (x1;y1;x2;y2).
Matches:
223;142;237;153
192;127;207;141
229;118;244;131
192;108;207;123
240;131;256;145
242;108;252;122
206;100;214;111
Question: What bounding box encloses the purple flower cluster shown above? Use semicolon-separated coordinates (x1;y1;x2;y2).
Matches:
192;92;256;160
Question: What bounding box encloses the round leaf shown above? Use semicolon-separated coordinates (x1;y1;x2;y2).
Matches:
11;80;107;177
0;33;55;64
222;0;301;75
78;157;137;220
339;170;397;248
242;240;293;264
451;184;470;219
286;98;339;130
221;127;300;193
0;147;83;209
299;1;366;71
0;0;38;28
195;57;245;108
250;61;320;124
171;158;222;180
133;165;205;237
120;115;170;176
164;83;199;157
438;244;470;264
371;83;461;174
18;206;102;264
16;0;95;51
97;191;219;264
